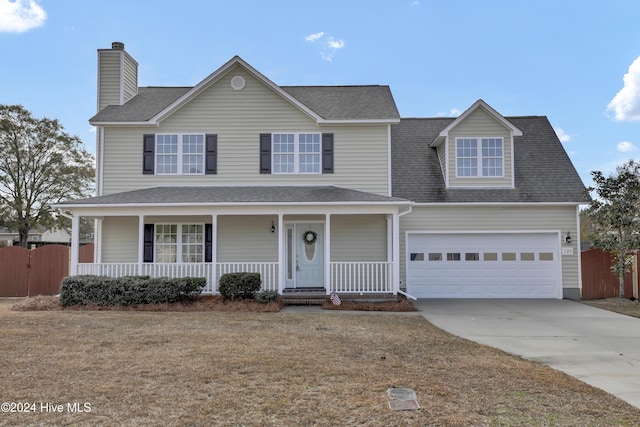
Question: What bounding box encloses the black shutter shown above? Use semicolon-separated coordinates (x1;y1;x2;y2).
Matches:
143;134;155;175
322;133;334;174
205;223;213;263
259;133;271;174
205;134;217;175
143;224;154;262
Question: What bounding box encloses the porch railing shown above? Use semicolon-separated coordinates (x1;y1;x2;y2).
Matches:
216;262;278;292
76;261;391;294
330;262;392;293
77;263;139;278
77;262;277;294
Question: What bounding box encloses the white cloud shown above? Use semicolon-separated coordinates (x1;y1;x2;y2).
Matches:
305;32;345;62
305;32;324;42
436;108;461;117
411;0;420;6
0;0;46;33
554;127;571;143
327;37;344;50
617;141;637;152
607;55;640;121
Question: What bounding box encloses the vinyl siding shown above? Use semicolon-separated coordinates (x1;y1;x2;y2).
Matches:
330;215;387;262
97;214;388;264
101;216;138;262
400;205;579;292
448;108;513;188
122;52;138;104
101;65;390;195
217;215;278;262
98;50;123;111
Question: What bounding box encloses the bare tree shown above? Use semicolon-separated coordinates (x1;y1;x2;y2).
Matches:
0;105;94;247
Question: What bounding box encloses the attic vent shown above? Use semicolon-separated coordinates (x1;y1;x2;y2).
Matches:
231;76;246;91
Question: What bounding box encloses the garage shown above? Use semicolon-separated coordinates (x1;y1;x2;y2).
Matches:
406;232;561;298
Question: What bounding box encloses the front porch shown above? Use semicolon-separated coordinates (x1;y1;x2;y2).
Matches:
58;186;413;298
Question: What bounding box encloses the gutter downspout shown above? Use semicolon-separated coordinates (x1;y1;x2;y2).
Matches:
394;205;414;298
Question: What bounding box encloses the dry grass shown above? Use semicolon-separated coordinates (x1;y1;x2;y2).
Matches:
1;299;640;426
582;297;640;318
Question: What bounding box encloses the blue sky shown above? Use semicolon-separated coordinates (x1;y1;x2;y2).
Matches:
2;0;640;187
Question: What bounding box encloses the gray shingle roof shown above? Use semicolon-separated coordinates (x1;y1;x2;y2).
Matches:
90;85;399;123
281;86;400;121
90;87;191;123
58;186;409;206
391;116;588;203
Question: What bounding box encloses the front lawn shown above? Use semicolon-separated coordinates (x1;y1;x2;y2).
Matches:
0;298;639;426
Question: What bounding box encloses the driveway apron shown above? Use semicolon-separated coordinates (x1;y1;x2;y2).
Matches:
415;299;640;410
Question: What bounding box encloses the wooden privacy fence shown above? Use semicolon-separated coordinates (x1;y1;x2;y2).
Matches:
0;244;94;297
581;248;637;299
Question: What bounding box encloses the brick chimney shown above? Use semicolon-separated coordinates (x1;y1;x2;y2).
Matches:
96;41;138;112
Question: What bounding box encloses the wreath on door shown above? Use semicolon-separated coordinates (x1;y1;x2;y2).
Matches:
302;230;318;245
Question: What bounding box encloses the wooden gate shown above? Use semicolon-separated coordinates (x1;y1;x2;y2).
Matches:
28;245;69;296
0;244;94;297
581;248;635;299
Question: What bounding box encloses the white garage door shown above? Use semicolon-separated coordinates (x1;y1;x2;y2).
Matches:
406;233;560;298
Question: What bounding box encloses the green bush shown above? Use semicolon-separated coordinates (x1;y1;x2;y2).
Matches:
218;272;262;300
254;290;279;304
60;275;206;307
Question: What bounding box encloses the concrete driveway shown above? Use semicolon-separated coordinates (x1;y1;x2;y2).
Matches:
414;299;640;410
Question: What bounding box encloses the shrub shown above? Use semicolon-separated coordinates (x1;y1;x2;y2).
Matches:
218;272;261;300
254;290;279;304
59;275;206;307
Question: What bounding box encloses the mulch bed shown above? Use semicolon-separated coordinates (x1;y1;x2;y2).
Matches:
11;294;416;312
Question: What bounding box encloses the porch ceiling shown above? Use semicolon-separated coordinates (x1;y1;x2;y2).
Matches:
56;186;411;208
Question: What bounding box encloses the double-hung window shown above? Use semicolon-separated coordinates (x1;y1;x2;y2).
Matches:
155;224;204;263
456;138;503;177
272;133;321;174
156;134;204;175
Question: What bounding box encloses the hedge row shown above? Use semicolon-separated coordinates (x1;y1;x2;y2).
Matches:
60;275;206;307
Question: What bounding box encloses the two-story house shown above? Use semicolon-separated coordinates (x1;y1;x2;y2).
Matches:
56;42;587;300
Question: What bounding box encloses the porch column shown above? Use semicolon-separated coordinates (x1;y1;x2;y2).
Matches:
70;214;80;276
325;213;331;294
211;214;218;293
137;214;145;276
277;213;284;293
94;218;103;263
392;212;400;295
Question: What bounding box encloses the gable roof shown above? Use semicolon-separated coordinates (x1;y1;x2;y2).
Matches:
56;186;410;208
281;86;399;121
430;99;523;147
391;116;588;204
90;56;399;125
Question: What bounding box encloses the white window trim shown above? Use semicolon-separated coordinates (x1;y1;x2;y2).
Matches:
155;133;205;176
154;223;205;264
455;137;505;178
271;132;322;175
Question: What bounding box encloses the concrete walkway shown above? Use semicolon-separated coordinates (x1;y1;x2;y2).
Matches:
414;299;640;410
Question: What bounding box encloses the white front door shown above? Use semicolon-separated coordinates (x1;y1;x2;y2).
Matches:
285;223;324;288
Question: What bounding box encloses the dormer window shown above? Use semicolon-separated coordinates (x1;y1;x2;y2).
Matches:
456;138;503;178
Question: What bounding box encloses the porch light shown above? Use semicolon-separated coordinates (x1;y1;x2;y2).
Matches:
564;232;572;244
271;221;276;233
